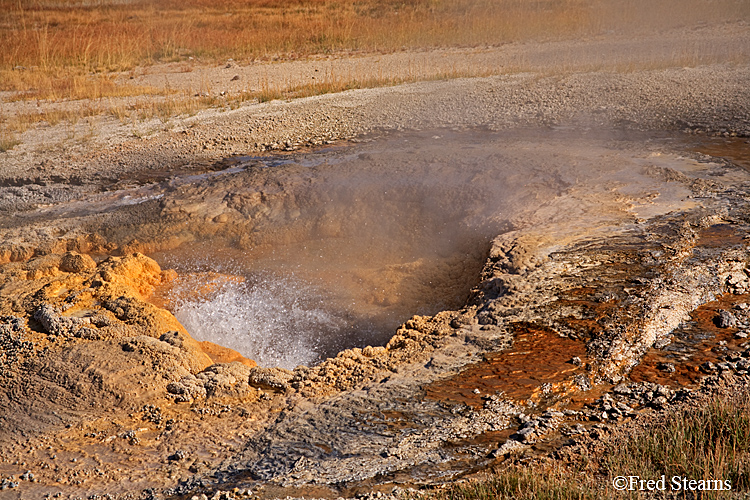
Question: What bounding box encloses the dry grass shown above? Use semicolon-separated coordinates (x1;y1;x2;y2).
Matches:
0;68;166;101
0;62;491;152
1;0;591;79
252;65;494;101
0;132;21;153
605;395;750;498
3;105;101;132
3;0;748;98
412;467;601;500
406;395;750;500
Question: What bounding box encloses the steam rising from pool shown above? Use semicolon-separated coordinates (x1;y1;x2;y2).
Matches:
169;272;342;369
148;129;697;369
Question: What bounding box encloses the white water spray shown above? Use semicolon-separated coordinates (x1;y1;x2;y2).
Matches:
170;273;344;369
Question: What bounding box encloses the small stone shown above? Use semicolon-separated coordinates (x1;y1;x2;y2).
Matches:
59;252;96;273
700;361;717;373
650;396;669;408
736;332;748;339
156;329;182;348
516;427;538;442
248;367;294;392
473;388;481;394
654;337;672;349
490;439;527;457
613;383;632;395
726;351;742;362
570;356;582;366
715;310;738;328
657;362;675;373
573;374;592;391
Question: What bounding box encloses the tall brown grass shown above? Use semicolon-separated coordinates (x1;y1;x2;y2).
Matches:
2;0;748;99
1;0;590;77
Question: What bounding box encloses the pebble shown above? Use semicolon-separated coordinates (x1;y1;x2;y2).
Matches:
715;310;738;328
168;450;186;461
657;362;676;373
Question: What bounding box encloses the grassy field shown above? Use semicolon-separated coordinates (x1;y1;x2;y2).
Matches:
2;0;749;99
2;0;580;102
2;0;592;75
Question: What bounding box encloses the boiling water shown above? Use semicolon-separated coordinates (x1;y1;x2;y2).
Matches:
149;129;699;369
166;270;342;368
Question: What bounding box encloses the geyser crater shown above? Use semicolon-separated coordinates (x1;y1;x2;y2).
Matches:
145;129;697;369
